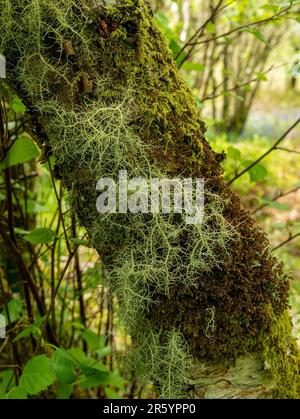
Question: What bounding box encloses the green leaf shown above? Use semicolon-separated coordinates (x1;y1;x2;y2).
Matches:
243;84;252;92
5;386;28;399
255;72;268;81
67;348;89;365
80;367;111;390
227;146;241;161
169;39;182;58
241;159;253;168
11;95;27;114
0;370;15;396
51;349;75;384
105;388;122;399
155;11;171;36
19;355;56;395
1;298;23;323
81;329;105;352
95;346;112;358
245;28;268;44
71;321;86;331
181;62;205;72
262;199;290;211
106;371;126;389
24;227;55;245
57;382;73;399
14;327;34;342
260;4;279;12
155;10;168;24
249;164;268;182
205;22;216;34
14;227;30;236
1;137;40;169
14;316;46;342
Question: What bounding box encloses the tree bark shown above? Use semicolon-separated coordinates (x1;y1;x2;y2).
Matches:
1;0;299;398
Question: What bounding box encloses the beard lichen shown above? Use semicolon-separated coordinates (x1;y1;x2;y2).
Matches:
1;0;299;398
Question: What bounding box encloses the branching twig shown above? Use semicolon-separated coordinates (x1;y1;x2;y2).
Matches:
0;219;58;345
176;0;225;67
252;185;300;214
188;4;293;46
275;146;300;155
272;232;300;251
201;64;284;102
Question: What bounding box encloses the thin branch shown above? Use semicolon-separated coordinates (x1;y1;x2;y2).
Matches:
0;219;58;345
8;117;32;140
71;213;87;329
275;146;300;155
201;65;275;102
4;169;17;244
28;225;72;270
0;365;22;370
48;158;72;254
252;185;300;214
272;232;300;251
227;117;300;185
188;4;293;46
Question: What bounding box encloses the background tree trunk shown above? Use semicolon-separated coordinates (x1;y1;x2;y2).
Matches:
1;0;299;398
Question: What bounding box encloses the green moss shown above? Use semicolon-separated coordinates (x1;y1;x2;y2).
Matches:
262;308;300;398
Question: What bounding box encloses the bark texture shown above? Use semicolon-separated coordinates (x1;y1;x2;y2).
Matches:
0;0;299;398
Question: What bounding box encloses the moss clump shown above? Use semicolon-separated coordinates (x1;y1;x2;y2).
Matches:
262;308;300;398
129;326;194;399
1;0;299;398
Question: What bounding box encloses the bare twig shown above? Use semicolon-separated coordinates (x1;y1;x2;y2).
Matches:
227;117;300;185
201;64;283;102
48;158;72;254
275;146;300;155
272;232;300;251
252;185;300;214
0;219;58;345
176;0;226;67
188;4;293;46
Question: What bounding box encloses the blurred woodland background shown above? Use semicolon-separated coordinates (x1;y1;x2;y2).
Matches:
0;0;300;398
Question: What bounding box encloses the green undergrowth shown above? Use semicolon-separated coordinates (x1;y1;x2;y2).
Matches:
1;0;299;398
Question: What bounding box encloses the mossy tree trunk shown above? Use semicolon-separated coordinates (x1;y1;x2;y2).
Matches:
1;0;299;398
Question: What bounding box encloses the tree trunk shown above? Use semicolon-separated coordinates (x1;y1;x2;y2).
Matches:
1;0;299;398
